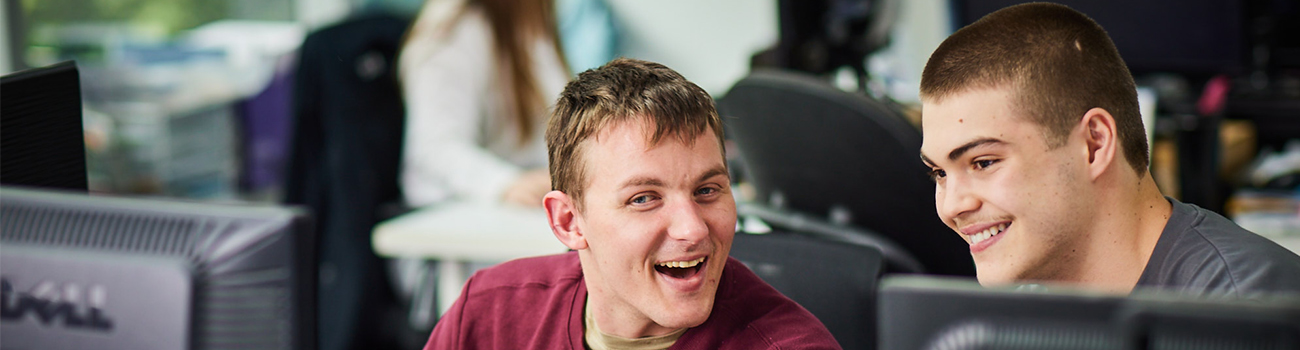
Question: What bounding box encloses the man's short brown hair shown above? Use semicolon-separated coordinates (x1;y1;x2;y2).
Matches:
547;58;724;208
920;2;1148;174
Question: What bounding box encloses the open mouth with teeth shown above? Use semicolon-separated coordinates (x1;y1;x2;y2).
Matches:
654;256;707;280
971;223;1009;245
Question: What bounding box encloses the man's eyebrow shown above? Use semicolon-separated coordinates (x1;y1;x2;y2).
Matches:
619;176;665;189
696;166;729;184
946;137;1005;162
618;166;729;190
920;154;936;167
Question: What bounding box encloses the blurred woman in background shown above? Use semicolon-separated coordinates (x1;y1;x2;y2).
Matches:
398;0;570;207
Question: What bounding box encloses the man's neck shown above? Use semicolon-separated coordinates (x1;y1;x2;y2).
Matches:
584;298;686;350
583;292;683;339
1069;173;1171;293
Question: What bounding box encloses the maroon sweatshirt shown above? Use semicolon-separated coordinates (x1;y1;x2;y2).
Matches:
424;251;841;349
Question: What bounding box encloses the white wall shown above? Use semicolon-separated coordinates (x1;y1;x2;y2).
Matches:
606;0;778;96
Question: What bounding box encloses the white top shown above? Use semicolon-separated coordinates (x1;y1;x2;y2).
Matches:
398;4;570;207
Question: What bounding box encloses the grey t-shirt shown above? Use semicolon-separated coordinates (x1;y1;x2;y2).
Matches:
1135;197;1300;299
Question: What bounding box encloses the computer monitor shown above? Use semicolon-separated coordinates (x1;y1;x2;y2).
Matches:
1;61;88;192
951;0;1246;76
879;276;1300;350
0;186;315;350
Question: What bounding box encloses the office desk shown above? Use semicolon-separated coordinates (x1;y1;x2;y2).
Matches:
371;202;568;328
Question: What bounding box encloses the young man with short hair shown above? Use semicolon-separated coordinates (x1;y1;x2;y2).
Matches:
422;58;839;349
919;2;1300;297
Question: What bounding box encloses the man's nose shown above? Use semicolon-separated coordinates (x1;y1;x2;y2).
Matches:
939;176;980;222
667;200;710;243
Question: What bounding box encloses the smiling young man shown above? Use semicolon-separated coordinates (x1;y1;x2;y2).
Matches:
422;58;839;349
918;3;1300;297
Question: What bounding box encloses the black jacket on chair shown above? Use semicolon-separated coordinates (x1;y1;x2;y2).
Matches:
285;12;410;350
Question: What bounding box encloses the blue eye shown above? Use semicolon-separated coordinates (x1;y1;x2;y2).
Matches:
696;187;717;196
630;194;659;205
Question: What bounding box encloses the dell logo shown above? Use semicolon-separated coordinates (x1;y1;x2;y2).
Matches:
1;277;114;332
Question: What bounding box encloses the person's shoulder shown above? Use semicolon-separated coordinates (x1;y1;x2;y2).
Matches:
414;3;491;37
453;6;491;33
435;252;585;349
1160;200;1300;296
464;251;583;294
693;257;840;349
400;4;492;72
1181;201;1300;266
432;7;491;53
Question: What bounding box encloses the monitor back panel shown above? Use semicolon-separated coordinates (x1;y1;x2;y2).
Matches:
0;187;313;350
1;247;192;350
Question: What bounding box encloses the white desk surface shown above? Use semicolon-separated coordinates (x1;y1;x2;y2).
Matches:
372;202;569;261
371;202;571;319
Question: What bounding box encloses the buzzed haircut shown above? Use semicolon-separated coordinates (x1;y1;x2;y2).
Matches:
921;2;1148;174
546;58;724;209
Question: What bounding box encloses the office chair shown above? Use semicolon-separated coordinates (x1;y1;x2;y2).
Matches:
720;69;975;276
730;231;884;350
284;11;411;350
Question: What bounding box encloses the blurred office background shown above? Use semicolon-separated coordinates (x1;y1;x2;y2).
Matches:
10;0;1297;233
5;0;1300;349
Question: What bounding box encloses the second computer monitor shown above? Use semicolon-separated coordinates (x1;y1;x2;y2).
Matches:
879;276;1300;350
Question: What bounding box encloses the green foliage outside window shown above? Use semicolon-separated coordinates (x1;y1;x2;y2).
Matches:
24;0;230;35
21;0;293;66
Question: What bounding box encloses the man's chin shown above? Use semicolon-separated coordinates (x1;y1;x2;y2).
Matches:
653;299;714;329
974;267;1018;287
654;315;709;331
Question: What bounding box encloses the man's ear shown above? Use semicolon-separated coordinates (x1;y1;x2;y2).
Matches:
544;190;587;250
1080;107;1118;180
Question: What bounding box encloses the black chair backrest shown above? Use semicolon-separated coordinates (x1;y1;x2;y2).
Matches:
720;70;974;277
731;231;883;350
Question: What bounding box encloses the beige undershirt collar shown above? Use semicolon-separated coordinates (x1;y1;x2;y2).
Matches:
583;300;686;350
